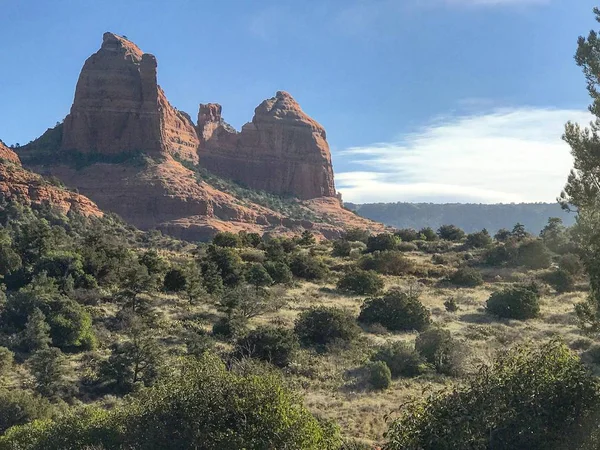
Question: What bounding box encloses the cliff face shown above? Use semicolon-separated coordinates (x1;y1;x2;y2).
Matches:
197;91;337;200
0;141;102;217
61;32;199;162
17;32;382;240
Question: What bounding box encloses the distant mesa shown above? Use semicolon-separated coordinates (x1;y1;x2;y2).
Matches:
16;32;381;240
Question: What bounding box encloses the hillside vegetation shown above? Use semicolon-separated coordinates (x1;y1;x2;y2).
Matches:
0;197;599;448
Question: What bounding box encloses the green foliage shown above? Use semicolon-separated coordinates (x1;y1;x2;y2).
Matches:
358;250;414;276
495;228;512;242
367;361;391;390
0;347;13;379
366;233;399;253
483;241;518;266
540;217;572;253
218;285;283;320
415;327;465;376
486;286;540;320
465;229;492;249
385;341;600;450
0;389;54;435
559;252;584;276
98;319;162;394
263;260;293;285
372;341;425;378
336;269;384;295
200;260;224;295
516;239;552;269
235;326;299;367
289;253;329;281
202;244;243;287
212;231;242;248
244;263;274;288
448;267;484;287
332;239;352;257
394;228;420;242
239;231;263;248
294;307;360;351
21;308;51;352
358;289;431;332
212;315;249;340
541;268;575;293
163;267;187;292
1;355;341;450
443;297;459;312
298;230;316;246
28;347;75;400
419;227;438;241
437;224;465;241
342;228;370;243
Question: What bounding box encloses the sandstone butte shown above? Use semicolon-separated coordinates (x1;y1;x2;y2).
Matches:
0;140;102;217
17;32;384;240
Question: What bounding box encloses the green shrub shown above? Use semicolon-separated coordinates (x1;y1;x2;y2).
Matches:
367;361;392;390
385;341;600;450
486;286;540;320
541;268;575;293
298;230;316;246
332;240;352;257
559;253;583;276
437;224;465;241
294;307;360;351
419;227;438;241
244;263;274;287
289;253;329;281
394;228;420;242
235;327;299;367
448;267;484;287
1;355;342;450
483;243;518;266
366;233;399;253
516;239;552;269
0;389;55;434
358;251;414;276
203;245;244;287
358;289;431;332
212;231;242;248
415;327;465;376
212;315;249;340
372;341;425;378
342;228;370;243
336;269;384;295
163;268;187;292
0;347;13;378
465;229;492;249
397;241;418;252
444;297;459;312
263;261;293;285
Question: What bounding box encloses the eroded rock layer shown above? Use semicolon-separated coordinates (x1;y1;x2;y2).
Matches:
61;32;199;162
197;91;337;200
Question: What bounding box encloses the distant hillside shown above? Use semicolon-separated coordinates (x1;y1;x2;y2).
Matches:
345;202;576;234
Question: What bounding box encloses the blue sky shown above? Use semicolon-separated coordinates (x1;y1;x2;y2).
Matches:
0;0;597;203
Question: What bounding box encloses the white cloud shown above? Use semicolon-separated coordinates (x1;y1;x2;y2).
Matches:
337;108;592;204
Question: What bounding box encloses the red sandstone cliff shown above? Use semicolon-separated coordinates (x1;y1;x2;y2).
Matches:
62;32;199;162
197;91;337;200
0;141;102;217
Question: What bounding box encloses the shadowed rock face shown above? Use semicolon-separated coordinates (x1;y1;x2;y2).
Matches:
61;32;199;162
197;91;337;200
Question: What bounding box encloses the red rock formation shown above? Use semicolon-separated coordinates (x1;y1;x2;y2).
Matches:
197;91;336;200
62;32;199;162
0;141;21;164
0;141;102;217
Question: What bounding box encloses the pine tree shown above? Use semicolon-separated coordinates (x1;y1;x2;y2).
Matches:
22;308;51;352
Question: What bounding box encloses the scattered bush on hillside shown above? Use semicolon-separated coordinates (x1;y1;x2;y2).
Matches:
365;233;399;253
394;228;420;242
358;251;415;276
235;327;299;368
415;327;466;376
289;253;329;281
0;389;55;435
244;263;274;288
541;268;575;293
384;341;600;450
559;253;584;276
163;267;187;292
332;239;352;257
263;261;293;285
337;269;384;295
367;361;392;390
294;307;360;351
372;341;425;378
437;224;465;242
358;289;431;332
486;286;540;320
342;228;370;243
419;227;438;241
465;229;492;249
448;267;484;287
516;239;552;270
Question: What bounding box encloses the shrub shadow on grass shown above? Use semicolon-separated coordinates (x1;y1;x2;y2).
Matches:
459;311;495;324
